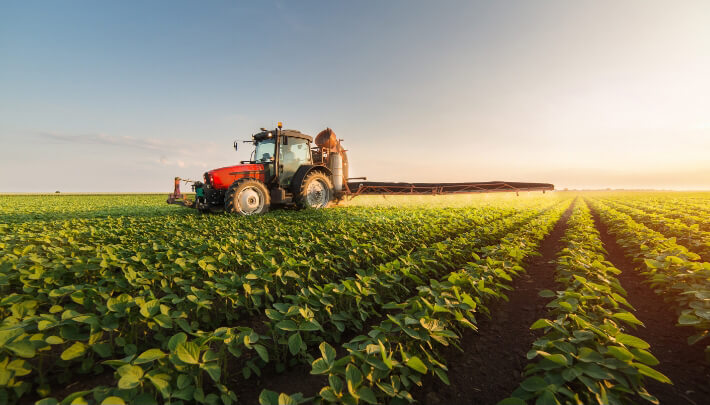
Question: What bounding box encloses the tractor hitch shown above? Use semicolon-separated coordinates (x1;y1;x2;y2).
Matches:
167;177;195;207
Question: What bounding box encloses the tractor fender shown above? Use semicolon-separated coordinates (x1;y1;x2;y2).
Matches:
290;165;332;194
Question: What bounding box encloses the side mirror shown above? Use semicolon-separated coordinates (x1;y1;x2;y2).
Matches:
233;141;238;151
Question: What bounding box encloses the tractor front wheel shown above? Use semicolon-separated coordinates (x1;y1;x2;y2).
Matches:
296;171;334;209
224;179;271;215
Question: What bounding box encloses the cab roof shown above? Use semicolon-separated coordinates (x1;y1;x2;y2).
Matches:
253;129;313;142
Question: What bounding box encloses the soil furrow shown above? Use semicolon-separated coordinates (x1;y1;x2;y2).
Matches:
589;204;710;405
230;209;548;404
413;203;575;405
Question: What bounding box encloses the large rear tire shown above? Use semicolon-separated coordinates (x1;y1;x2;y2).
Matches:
224;179;271;215
296;171;334;209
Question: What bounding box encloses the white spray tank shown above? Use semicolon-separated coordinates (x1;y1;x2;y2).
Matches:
331;152;343;192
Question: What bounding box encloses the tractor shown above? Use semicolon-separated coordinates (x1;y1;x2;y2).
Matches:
168;123;348;214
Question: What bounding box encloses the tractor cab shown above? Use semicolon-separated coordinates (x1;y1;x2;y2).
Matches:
248;128;313;187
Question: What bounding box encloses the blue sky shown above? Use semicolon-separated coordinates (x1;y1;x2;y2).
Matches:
1;1;709;192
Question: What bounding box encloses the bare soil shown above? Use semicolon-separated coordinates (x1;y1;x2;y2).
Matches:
589;205;710;405
413;203;575;405
231;362;327;404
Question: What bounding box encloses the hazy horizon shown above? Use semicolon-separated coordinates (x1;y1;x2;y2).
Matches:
2;1;709;192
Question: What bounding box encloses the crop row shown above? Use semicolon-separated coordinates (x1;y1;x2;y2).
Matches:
31;201;564;405
264;200;573;404
0;195;180;223
608;198;710;232
0;197;566;404
502;200;668;405
1;207;493;404
608;194;710;217
588;199;710;362
597;199;710;261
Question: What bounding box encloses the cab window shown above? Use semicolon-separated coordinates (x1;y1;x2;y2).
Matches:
279;137;311;185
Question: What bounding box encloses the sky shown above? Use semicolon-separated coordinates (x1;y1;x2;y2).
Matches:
1;0;709;192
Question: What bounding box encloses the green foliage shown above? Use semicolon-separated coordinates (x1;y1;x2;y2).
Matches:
0;193;566;404
502;200;671;405
281;199;573;403
590;197;710;357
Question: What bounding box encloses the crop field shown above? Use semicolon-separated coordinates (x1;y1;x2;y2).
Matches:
1;192;709;405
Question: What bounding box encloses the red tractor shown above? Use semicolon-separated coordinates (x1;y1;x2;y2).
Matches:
168;123;554;215
168;123;349;214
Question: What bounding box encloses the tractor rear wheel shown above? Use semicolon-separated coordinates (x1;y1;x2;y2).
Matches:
224;179;271;215
296;171;334;209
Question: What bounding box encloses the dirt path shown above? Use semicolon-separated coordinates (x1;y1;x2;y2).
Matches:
589;204;710;405
413;203;575;405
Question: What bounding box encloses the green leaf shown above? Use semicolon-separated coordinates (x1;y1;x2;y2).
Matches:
577;347;604;363
118;374;141;389
688;331;709;346
106;294;133;314
70;395;89;404
678;313;701;325
7;341;36;358
329;375;344;395
0;369;11;387
520;376;547;392
176;342;200;364
202;362;221;382
117;364;145;390
7;359;32;377
536;390;557;405
311;358;330;374
0;327;22;347
258;390;279;405
278;393;298;405
134;349;166;364
580;363;613;379
203;349;219;362
61;342;87;361
357;386;378;404
177;374;192;389
146;372;171;396
319;387;338;402
91;343;112;358
35;399;60;405
530;319;552;330
616;333;650;349
154;314;173;328
612;312;643;326
59;390;92;405
319;342;336;364
299;320;322;331
253;344;269;363
434;368;450;385
346;363;364;393
538;290;556;298
643;259;663;269
168;332;187;352
406;356;428;374
276;320;298;331
288;333;303;356
118;364;144;378
540;352;568;366
634;363;671;384
631;348;659;366
607;346;633;362
46;335;64;345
